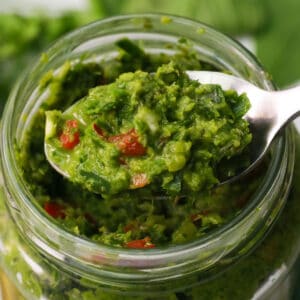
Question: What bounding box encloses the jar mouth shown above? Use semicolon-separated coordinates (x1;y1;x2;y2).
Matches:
0;14;292;276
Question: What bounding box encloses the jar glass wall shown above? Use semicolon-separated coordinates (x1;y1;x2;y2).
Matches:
0;14;299;300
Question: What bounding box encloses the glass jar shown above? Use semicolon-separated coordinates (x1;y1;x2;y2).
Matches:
0;14;300;300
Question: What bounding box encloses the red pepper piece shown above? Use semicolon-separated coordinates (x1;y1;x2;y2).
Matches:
93;123;105;137
108;129;146;156
66;119;78;128
125;237;155;249
59;119;80;150
44;202;65;219
60;132;79;150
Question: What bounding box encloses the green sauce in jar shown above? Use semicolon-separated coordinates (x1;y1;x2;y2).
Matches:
1;14;299;300
17;38;256;249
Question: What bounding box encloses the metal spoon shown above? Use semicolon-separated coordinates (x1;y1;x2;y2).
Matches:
187;70;300;183
45;71;300;187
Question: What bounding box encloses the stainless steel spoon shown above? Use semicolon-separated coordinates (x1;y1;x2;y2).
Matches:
45;71;300;186
187;70;300;183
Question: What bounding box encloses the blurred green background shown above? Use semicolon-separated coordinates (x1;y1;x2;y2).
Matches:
1;0;300;114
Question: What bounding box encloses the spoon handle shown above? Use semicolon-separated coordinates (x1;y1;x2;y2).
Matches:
265;85;300;142
245;86;300;149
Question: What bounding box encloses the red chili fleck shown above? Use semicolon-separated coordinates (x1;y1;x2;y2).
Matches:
130;173;148;189
60;132;79;150
66;119;78;128
59;119;80;150
93;123;105;137
190;210;210;222
108;129;146;156
44;202;65;219
125;237;155;249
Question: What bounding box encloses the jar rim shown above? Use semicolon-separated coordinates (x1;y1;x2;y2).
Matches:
0;13;292;278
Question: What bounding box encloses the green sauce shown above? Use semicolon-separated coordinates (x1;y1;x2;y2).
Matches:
45;62;251;196
17;39;256;249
